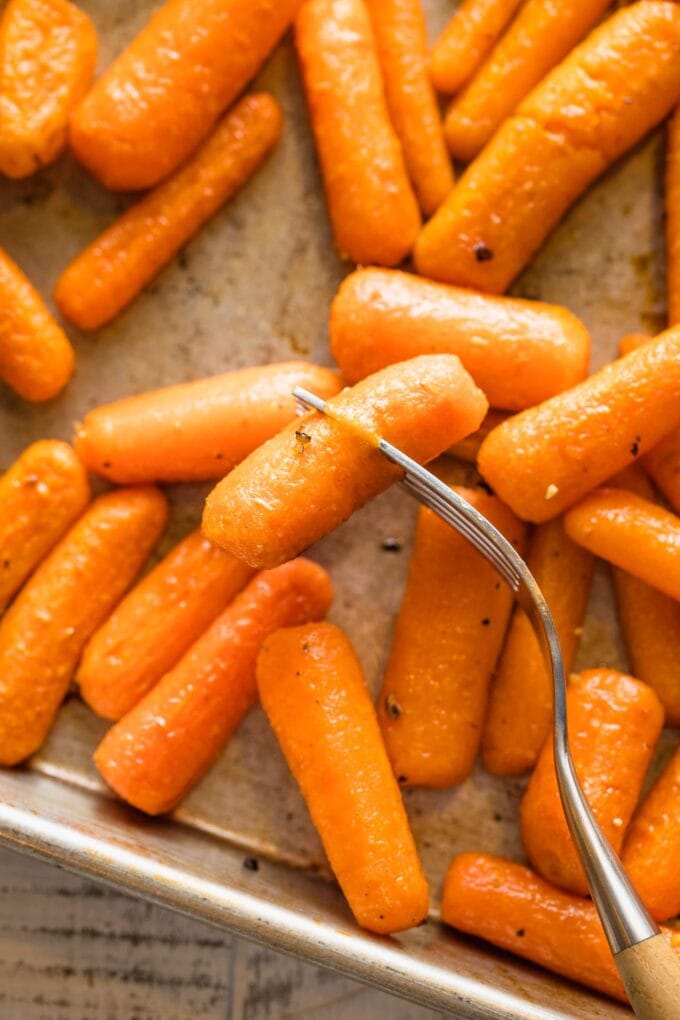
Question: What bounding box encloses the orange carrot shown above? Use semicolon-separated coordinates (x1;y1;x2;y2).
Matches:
520;668;664;896
295;0;421;265
74;362;342;484
448;409;510;462
443;0;611;163
0;441;89;614
203;355;488;568
430;0;523;96
377;488;525;788
69;0;300;191
442;853;680;1001
482;518;594;776
257;621;429;934
78;531;254;720
416;3;680;293
95;559;332;814
56;94;282;331
619;332;652;356
0;487;168;766
565;488;680;602
667;104;680;325
478;328;680;521
623;745;680;922
0;0;96;178
0;246;74;402
329;268;590;411
364;0;453;216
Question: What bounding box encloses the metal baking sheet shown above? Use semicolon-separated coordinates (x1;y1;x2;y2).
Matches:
0;1;675;1016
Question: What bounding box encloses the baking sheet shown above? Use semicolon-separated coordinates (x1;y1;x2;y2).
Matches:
0;1;676;1016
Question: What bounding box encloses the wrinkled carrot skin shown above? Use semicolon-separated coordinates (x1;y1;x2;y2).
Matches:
257;622;429;934
623;746;680;922
295;0;421;265
0;0;96;178
378;489;525;788
0;441;89;614
565;488;680;602
482;519;593;777
56;95;282;331
95;559;332;814
0;247;74;402
448;409;510;462
520;669;664;896
79;531;255;721
442;853;679;1001
443;0;611;163
667;105;680;325
364;0;453;216
416;3;680;293
203;355;488;568
478;329;680;521
74;362;342;485
69;0;299;191
619;332;651;357
0;487;168;767
430;0;523;96
330;268;590;411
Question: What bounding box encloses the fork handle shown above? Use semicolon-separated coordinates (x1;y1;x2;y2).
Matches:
615;934;680;1019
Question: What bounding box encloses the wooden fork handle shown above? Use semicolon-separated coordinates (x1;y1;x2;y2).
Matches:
615;933;680;1019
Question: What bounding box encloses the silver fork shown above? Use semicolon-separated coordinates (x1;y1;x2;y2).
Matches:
293;386;680;1020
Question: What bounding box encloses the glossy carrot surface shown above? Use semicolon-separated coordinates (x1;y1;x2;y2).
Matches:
430;0;523;95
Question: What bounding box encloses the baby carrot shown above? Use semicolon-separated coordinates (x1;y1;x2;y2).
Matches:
482;518;594;776
429;0;523;96
56;94;282;331
78;531;254;720
295;0;421;266
478;328;680;521
619;332;651;356
416;3;680;293
623;745;680;922
378;489;525;788
520;668;664;896
69;0;299;191
0;487;168;767
203;355;488;568
0;247;74;402
364;0;453;216
565;488;680;602
443;0;611;163
257;621;429;934
95;559;332;814
74;362;342;484
0;0;96;178
667;104;680;325
448;409;510;463
329;268;590;411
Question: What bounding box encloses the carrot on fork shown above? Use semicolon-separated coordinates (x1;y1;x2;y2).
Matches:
429;0;523;96
56;94;283;331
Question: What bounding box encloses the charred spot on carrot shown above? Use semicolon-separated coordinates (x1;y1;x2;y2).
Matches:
385;693;402;719
473;242;494;262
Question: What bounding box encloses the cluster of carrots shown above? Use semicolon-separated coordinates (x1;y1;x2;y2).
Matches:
2;0;680;1008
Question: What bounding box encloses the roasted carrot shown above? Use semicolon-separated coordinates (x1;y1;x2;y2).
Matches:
69;0;299;191
74;362;342;485
203;355;488;568
520;668;664;896
667;104;680;325
442;853;680;1001
378;489;525;788
482;518;593;777
448;409;510;463
478;328;680;521
364;0;453;216
416;3;680;293
429;0;523;96
257;621;429;934
623;745;680;922
295;0;421;265
565;488;680;602
329;268;590;411
79;531;254;720
95;559;332;814
443;0;611;163
0;0;96;178
0;246;74;402
0;440;89;614
56;94;282;331
0;487;168;767
619;332;651;356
